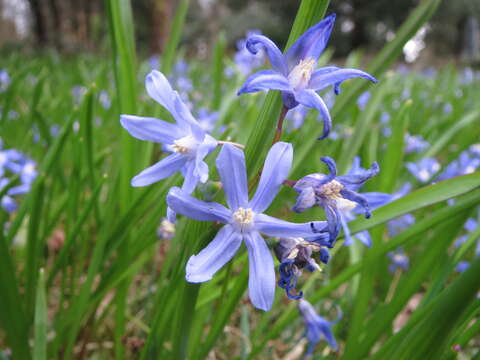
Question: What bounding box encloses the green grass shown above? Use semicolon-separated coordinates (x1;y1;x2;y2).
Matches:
1;0;479;358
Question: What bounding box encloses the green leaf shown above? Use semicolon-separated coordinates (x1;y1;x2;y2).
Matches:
33;269;47;360
0;215;30;360
161;0;190;75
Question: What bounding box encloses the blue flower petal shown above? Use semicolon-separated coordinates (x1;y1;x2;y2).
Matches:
246;35;288;75
145;70;177;115
244;231;275;311
166;187;231;223
186;225;242;282
317;321;338;350
250;142;293;213
294;89;331;139
337;161;379;187
292;187;316;213
216;144;248;210
1;195;17;213
238;70;292;95
131;153;187;187
172;94;205;141
285;14;336;69
309;67;377;92
120;114;183;144
355;231;372;247
340;188;371;218
194;134;218;183
324;202;341;244
340;213;354;246
181;161;198;194
255;213;327;238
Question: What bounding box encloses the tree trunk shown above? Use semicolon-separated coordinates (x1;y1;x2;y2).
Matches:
150;0;173;54
27;0;48;46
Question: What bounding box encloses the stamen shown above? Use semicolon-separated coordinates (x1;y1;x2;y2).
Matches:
232;207;255;231
172;135;198;155
288;57;316;91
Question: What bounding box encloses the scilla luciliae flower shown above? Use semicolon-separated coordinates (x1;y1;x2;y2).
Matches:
274;237;330;300
298;299;342;357
167;142;329;311
292;156;379;246
237;14;377;139
120;70;218;221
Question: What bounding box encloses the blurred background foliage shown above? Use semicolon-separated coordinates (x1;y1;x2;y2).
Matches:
1;0;480;64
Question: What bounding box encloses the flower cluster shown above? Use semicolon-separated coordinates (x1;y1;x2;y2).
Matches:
120;13;380;356
0;138;38;213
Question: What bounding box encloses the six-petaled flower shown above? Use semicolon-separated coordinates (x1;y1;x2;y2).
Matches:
237;14;377;139
298;299;341;357
167;142;329;311
292;156;379;246
120;70;218;221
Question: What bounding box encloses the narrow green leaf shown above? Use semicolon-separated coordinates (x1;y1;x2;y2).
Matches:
0;215;30;360
33;269;47;360
161;0;190;75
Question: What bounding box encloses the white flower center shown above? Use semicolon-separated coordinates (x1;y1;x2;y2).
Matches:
319;180;357;211
232;207;255;232
172;135;198;155
288;57;316;91
418;169;430;182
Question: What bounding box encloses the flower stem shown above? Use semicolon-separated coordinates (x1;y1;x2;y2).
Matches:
217;140;245;149
272;106;289;144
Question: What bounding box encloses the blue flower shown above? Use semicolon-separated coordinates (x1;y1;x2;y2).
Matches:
167;142;328;311
234;30;266;75
388;249;409;273
337;162;410;247
455;261;470;273
0;69;10;92
120;70;218;221
437;150;479;181
406;157;440;183
387;213;415;237
405;133;429;153
196;108;220;134
274;237;329;300
99;90;111;109
298;299;341;356
357;91;370;110
292;156;379;246
285;105;309;132
237;14;377;139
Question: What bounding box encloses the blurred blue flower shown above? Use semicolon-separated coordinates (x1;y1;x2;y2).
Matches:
0;69;10;91
234;30;266;75
149;55;160;70
167;143;328;311
157;218;176;240
406;157;440;183
0;141;37;213
120;70;218;221
357;91;370;110
388;249;409;273
298;299;341;356
437;150;479;181
455;261;470;273
72;85;87;105
196;108;219;133
237;14;377;139
292;156;379;246
274;237;329;300
99;90;111;109
285;105;309;132
405;133;429;153
443;103;453;114
388;213;415;237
